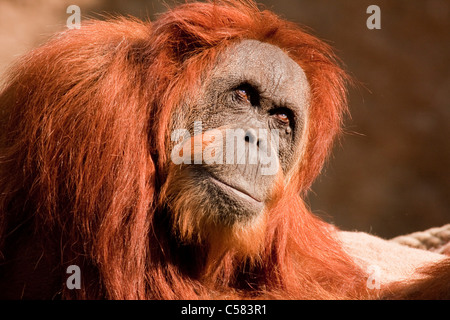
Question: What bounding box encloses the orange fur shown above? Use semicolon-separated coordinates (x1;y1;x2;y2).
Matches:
0;0;448;300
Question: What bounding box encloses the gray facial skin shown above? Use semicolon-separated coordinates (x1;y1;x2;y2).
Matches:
171;39;310;224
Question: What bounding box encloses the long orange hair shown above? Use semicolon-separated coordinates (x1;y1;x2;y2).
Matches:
0;1;370;299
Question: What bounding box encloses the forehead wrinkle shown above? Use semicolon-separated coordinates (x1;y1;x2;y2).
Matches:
239;43;290;99
219;40;308;108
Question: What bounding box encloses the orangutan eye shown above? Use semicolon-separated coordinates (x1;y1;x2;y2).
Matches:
269;107;293;128
235;88;250;104
273;112;289;124
233;83;259;106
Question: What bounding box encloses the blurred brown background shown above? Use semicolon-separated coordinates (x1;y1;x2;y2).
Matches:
0;0;448;238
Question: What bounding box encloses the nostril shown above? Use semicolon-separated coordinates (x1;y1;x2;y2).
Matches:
244;128;258;145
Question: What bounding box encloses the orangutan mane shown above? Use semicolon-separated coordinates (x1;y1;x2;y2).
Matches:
0;1;448;299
